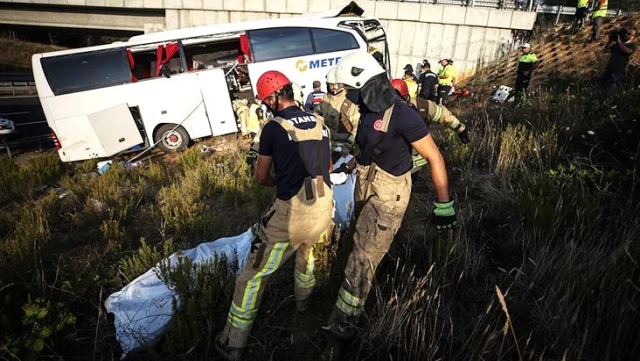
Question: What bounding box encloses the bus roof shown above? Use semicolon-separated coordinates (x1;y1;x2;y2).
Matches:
128;15;373;43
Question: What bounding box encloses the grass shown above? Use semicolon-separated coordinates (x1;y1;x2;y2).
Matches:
1;58;640;361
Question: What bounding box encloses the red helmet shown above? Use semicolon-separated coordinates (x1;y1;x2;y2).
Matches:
256;70;291;101
390;79;409;97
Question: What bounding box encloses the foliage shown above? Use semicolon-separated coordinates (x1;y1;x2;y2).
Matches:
1;296;76;360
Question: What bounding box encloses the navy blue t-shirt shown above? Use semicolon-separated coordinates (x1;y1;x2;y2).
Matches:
355;101;429;176
259;106;332;200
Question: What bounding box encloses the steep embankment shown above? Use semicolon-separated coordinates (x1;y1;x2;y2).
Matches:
467;14;640;91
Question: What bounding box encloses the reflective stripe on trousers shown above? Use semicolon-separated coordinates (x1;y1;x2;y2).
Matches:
219;184;334;349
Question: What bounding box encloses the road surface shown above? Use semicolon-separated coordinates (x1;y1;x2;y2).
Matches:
0;95;52;152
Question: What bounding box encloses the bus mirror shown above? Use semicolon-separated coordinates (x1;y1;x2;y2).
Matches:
160;65;171;78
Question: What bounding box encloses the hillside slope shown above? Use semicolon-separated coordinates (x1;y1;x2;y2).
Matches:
469;14;640;91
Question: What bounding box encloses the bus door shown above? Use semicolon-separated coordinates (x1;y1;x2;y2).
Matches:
128;41;211;142
339;19;391;77
182;32;247;136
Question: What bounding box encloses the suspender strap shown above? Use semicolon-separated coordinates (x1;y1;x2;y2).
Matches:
315;141;325;198
415;97;429;120
339;99;354;134
372;104;395;156
367;104;395;182
272;116;326;199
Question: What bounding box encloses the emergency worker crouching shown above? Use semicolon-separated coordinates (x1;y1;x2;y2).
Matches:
390;79;469;170
322;51;457;356
314;66;360;162
216;70;334;361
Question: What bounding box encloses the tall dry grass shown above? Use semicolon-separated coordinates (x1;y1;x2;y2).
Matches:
1;69;639;360
352;74;640;361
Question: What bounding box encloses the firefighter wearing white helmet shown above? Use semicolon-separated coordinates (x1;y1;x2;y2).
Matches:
315;66;360;160
322;51;456;357
291;82;305;110
437;56;456;105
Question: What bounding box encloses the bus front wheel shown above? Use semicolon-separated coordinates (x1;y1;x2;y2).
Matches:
155;124;190;153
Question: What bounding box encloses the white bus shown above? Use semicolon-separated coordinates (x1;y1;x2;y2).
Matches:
32;2;390;162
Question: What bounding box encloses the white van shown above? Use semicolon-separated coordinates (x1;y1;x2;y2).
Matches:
31;2;390;162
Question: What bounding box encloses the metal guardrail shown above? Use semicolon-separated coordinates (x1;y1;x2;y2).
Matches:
376;0;539;11
376;0;623;16
0;80;37;97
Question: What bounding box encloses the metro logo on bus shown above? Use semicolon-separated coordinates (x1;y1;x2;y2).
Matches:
296;56;342;72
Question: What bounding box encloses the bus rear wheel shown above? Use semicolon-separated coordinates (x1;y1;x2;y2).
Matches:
155;124;190;153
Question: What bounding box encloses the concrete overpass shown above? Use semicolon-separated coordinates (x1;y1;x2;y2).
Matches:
0;0;538;77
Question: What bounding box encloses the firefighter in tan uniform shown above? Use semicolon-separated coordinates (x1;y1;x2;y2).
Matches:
314;67;360;161
322;52;457;357
391;78;470;170
216;71;334;361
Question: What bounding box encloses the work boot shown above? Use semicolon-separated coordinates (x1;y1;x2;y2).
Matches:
321;321;358;341
296;298;311;312
295;286;318;312
321;322;357;361
322;336;346;361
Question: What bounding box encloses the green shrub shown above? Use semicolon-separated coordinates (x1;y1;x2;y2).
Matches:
0;152;62;204
149;252;238;358
118;238;176;283
1;296;76;361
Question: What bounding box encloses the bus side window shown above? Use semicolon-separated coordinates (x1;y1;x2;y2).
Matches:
128;49;153;81
248;28;314;62
311;28;359;54
40;49;132;95
182;36;247;71
155;42;181;76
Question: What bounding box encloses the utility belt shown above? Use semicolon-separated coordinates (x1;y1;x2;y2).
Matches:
258;180;333;244
281;178;333;213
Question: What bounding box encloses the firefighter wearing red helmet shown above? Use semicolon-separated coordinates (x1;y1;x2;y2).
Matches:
216;70;333;361
390;78;469;146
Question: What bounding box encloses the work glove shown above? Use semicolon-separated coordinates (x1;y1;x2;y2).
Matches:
433;200;457;232
457;126;470;145
246;150;258;167
341;143;352;156
332;163;352;174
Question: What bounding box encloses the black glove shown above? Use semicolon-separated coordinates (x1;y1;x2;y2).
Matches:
433;200;457;232
457;126;469;145
246;150;258;167
332;163;352;174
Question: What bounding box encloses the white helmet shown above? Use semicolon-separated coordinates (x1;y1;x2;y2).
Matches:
291;82;304;105
520;43;531;49
326;67;338;84
334;51;386;89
